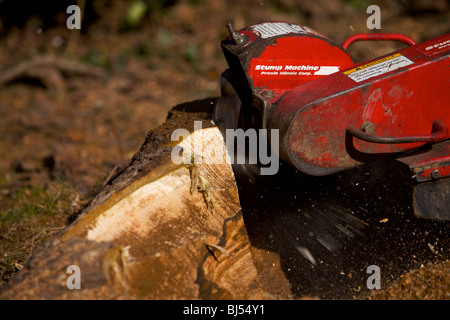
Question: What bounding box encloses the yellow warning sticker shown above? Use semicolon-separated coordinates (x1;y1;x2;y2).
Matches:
344;53;414;83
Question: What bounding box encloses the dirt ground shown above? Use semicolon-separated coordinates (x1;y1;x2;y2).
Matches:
0;0;449;299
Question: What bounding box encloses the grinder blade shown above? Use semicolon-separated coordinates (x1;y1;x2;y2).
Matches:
213;69;241;135
213;70;261;183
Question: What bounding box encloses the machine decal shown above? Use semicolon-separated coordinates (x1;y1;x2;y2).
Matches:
250;22;309;38
343;53;414;83
250;59;343;84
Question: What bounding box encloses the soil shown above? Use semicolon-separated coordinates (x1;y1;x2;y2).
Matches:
0;0;449;299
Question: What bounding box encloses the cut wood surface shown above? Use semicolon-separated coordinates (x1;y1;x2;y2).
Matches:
0;98;272;299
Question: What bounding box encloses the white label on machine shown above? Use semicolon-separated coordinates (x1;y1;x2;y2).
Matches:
343;53;414;83
251;22;308;38
314;66;340;75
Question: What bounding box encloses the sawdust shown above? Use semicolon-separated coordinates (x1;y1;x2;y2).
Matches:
367;261;450;300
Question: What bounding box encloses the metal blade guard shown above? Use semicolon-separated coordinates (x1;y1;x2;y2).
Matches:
221;22;450;179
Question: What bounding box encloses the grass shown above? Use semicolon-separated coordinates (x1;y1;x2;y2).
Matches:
0;179;79;288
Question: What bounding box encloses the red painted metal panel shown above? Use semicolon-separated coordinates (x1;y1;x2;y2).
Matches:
397;141;450;182
247;35;354;90
267;33;450;176
222;21;355;98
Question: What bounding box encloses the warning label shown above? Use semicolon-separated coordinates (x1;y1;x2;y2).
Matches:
251;22;309;39
343;53;414;83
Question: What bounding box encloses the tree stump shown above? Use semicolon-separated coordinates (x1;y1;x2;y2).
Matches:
0;98;274;300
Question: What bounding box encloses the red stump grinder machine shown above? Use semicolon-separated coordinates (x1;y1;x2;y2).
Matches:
213;21;450;221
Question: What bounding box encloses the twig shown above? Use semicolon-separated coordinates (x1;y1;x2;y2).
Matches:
0;54;105;89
